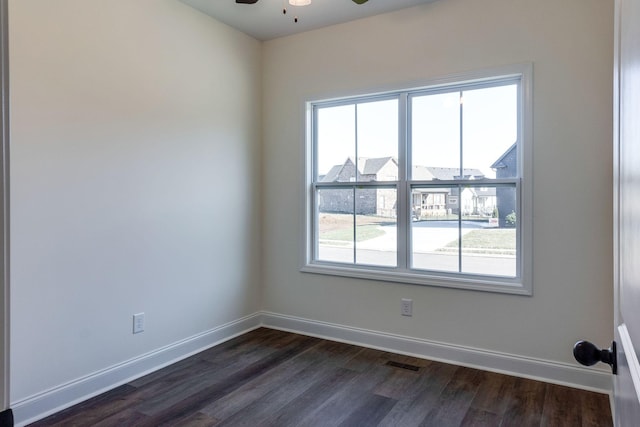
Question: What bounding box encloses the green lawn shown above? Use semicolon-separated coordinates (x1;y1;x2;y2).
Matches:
320;224;386;242
445;229;516;250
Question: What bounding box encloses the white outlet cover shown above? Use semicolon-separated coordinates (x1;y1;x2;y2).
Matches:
401;299;413;316
133;313;145;334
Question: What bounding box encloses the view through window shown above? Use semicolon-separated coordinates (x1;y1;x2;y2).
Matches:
306;69;530;292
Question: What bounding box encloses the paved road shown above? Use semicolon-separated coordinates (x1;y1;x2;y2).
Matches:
318;246;516;276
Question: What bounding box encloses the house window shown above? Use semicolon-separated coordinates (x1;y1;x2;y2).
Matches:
303;65;532;295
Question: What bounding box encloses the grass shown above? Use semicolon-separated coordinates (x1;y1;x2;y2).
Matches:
443;229;516;253
320;224;386;242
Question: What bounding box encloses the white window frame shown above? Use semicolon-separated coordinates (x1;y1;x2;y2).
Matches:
301;64;533;295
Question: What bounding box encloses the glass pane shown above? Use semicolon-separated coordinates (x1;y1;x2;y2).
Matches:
356;99;399;182
411;187;459;272
317;105;356;181
462;84;518;179
461;185;517;277
317;188;354;264
355;188;397;267
411;92;461;180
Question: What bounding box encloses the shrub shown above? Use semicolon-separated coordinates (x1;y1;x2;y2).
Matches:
505;211;517;227
492;206;499;218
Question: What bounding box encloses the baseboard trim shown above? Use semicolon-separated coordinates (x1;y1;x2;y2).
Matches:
260;311;612;394
11;313;262;427
11;310;612;425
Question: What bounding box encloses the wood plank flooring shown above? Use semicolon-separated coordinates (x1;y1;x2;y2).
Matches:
30;328;613;427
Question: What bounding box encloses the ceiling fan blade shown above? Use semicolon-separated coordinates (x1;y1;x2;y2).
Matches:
236;0;259;4
352;0;369;4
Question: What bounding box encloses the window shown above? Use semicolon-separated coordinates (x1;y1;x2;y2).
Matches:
302;65;532;295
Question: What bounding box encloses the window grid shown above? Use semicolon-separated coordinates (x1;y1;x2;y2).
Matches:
304;66;531;295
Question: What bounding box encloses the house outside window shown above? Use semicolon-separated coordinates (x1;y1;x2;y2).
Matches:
302;65;532;295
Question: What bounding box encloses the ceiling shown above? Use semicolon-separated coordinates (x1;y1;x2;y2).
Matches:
180;0;435;41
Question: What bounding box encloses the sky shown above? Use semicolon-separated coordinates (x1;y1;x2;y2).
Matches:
316;84;518;179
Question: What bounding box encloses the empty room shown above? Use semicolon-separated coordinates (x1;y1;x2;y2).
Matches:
0;0;637;425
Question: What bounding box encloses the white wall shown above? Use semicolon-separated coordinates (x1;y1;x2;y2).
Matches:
9;0;262;403
6;0;615;419
263;0;613;375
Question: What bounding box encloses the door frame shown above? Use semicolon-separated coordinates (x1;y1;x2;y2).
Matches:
613;0;621;421
613;0;640;424
0;0;9;412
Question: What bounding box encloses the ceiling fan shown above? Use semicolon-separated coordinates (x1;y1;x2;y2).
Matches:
235;0;369;24
236;0;369;4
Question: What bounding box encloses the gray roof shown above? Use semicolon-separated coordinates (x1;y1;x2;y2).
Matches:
412;165;435;180
359;157;396;175
321;157;397;182
322;158;486;182
491;143;517;169
320;164;343;182
424;167;484;180
475;187;497;197
320;158;358;182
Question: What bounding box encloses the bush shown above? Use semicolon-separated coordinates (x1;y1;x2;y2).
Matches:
492;207;499;218
505;211;516;227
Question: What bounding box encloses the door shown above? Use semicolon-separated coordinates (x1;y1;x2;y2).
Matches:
614;0;640;424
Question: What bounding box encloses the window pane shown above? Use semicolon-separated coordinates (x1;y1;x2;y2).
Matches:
460;185;516;277
317;100;399;184
411;92;461;180
462;84;518;179
411;187;460;273
356;100;398;182
317;105;355;180
317;188;354;263
411;185;517;277
460;228;517;277
355;188;397;267
430;185;517;277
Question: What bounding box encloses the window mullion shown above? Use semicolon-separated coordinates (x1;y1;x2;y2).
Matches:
354;104;359;179
458;91;464;273
312;187;318;262
398;93;409;270
457;184;463;273
311;105;319;263
352;187;356;264
353;104;358;265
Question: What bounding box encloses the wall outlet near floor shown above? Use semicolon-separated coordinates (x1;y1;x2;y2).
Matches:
133;313;145;334
401;298;413;317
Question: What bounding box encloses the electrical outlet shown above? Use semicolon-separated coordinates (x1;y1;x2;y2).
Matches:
401;299;413;317
133;313;145;334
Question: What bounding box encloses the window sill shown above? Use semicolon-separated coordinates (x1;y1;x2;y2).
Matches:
300;262;531;296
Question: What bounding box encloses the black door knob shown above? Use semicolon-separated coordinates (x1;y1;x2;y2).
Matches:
573;340;617;374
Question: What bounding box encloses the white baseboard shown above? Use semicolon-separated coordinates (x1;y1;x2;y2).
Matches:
11;313;263;427
11;310;612;426
260;311;612;394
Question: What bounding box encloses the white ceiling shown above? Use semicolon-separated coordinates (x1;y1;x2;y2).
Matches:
180;0;435;41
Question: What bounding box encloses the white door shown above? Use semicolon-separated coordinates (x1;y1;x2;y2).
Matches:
614;0;640;424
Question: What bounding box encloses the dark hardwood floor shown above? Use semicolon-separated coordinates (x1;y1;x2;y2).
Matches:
30;328;613;427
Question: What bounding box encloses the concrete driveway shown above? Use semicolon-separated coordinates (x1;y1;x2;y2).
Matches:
357;220;485;253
